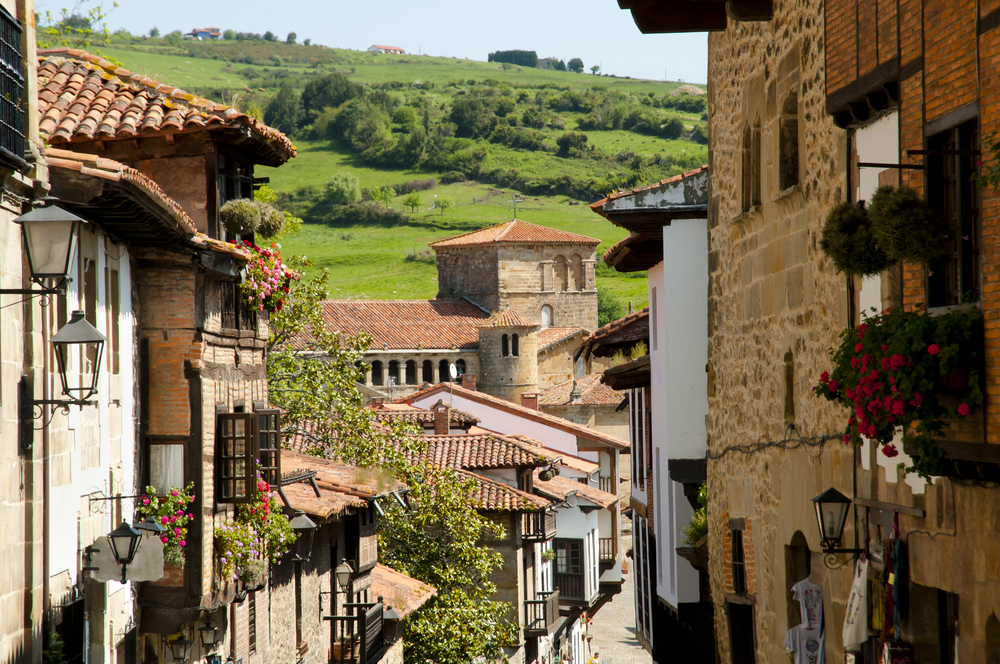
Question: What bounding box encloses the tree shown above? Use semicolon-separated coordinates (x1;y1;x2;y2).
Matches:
567;57;584;73
591;65;601;75
300;73;364;126
597;288;626;327
448;98;495;138
436;196;454;215
303;38;312;46
402;192;423;212
324;172;361;206
223;29;236;40
660;117;684;139
264;85;303;134
369;186;395;209
553;59;567;71
164;30;182;47
286;32;296;44
393;106;419;133
263;30;277;42
556;131;588;157
39;0;114;49
149;27;160;38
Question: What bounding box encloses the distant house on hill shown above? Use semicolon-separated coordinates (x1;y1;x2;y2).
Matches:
184;27;221;40
537;57;557;69
367;44;405;54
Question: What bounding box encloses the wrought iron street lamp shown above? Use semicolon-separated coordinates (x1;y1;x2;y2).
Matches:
289;511;318;562
199;623;221;650
51;310;106;401
335;558;354;593
107;520;143;584
811;487;863;568
166;636;194;662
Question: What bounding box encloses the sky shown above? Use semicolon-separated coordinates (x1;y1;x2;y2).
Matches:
37;0;710;84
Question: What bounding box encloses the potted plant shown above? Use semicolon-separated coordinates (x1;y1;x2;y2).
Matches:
136;482;196;567
815;306;984;478
541;548;556;563
239;240;292;314
216;474;297;583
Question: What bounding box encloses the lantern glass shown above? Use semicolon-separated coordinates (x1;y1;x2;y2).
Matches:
51;310;106;400
335;559;354;591
198;624;219;648
108;521;143;566
17;204;87;290
289;511;318;561
811;487;852;546
167;638;194;662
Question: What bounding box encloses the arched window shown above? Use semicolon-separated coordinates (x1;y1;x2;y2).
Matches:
986;612;1000;663
784;531;811;629
388;360;400;385
502;334;510;357
780;92;799;191
422;360;433;383
455;359;467;382
570;254;583;291
541;305;552;329
371;360;384;386
439;359;450;383
576;356;585;378
405;360;417;385
511;334;519;356
553;255;568;291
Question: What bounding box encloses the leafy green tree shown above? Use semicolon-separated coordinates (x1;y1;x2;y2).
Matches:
436;196;454;215
324;172;361;206
264;30;277;42
493;97;516;118
553;59;567;71
691;123;708;144
39;0;114;49
286;32;296;44
164;30;182;47
591;65;601;75
567;57;584;73
402;192;423;212
393;106;419;132
369;186;395;209
223;29;236;40
660;117;684;139
597;288;626;327
303;38;312;46
300;73;364;126
556;131;588;157
448;98;495;138
265;85;305;133
149;27;159;38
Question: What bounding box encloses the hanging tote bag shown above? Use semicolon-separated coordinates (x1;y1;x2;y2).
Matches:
843;558;869;651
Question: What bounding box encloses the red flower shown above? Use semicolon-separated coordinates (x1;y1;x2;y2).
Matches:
850;357;859;369
843;434;851;444
855;342;864;352
928;344;940;355
910;393;923;408
881;357;890;371
828;380;839;391
958;403;971;417
890;355;906;370
820;371;830;383
881;444;899;458
858;323;867;339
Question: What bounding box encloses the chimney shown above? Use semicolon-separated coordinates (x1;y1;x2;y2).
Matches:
371;397;385;407
461;373;477;391
521;393;539;410
432;399;450;435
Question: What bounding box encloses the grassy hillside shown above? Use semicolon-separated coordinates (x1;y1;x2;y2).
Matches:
89;38;707;309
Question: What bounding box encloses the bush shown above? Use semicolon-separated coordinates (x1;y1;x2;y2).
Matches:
597;288;626;327
398;178;437;194
660;117;684;139
263;85;302;133
691;124;708;144
321;203;410;227
440;171;466;184
820;201;893;277
324;172;362;206
220;199;262;235
556;132;588;157
682;484;707;546
869;186;951;264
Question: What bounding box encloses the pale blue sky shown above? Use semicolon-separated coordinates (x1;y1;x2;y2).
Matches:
38;0;709;84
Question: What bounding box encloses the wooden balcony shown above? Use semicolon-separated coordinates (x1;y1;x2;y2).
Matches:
524;590;560;638
326;602;384;664
599;538;616;564
522;510;557;542
598;475;616;495
555;573;584;600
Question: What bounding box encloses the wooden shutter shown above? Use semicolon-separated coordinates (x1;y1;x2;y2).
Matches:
216;412;256;503
256;408;281;488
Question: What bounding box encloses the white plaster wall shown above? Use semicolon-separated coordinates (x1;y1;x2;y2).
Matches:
553;502;598;541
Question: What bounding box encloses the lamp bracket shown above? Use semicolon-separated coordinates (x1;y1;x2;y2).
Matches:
0;287;62;295
822;548;864;570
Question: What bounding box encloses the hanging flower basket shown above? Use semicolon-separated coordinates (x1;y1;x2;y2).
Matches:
215;474;297;583
135;482;196;567
820;201;893;277
240;241;291;314
815;306;984;478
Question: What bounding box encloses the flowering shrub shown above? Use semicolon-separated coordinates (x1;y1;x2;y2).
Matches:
215;475;297;583
240;240;290;313
816;306;984;477
135;483;196;567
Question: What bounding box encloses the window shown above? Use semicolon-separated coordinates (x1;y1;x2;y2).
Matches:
294;562;304;650
217;151;254;239
148;439;185;495
512;334;519;356
455;359;466;381
783;351;795;424
779;93;799;190
554;539;582;574
0;5;24;170
650;287;658;351
405;360;417;385
502;334;510;357
255;407;281;488
388;360;400;385
422;360;433;383
631;388;647;487
105;264;120;375
221;281;257;332
216;412;256;503
540;305;552;329
742;119;762;211
438;359;449;383
732;528;747;594
554;255;568;291
927;119;981;307
371;360;383;386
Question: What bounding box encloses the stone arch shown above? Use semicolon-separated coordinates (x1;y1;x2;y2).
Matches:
570;254;583;291
371;360;384;386
422;360;433;383
502;334;510;357
512;333;519;356
405;360;417;385
388;360;400;385
455;359;467;381
784;530;811;629
987;612;1000;663
553;254;568;291
541;305;553;329
780;91;800;191
438;359;450;383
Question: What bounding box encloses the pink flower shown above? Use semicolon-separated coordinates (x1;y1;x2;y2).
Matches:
881;444;899;458
842;434;851;444
142;498;150;505
174;528;181;536
958;403;971;417
161;536;169;544
169;516;177;523
179;540;187;547
176;510;183;516
187;513;194;519
928;344;940;355
170;490;179;497
910;393;923;408
161;516;169;524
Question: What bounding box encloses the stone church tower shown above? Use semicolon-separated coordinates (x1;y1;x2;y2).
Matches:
430;219;600;331
475;309;539;402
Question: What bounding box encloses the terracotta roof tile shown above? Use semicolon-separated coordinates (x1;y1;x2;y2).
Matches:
371;564;436;619
429;219;600;248
589;165;710;217
537;327;585;352
278;451;405;519
373;405;480;427
478;308;538;328
457;468;549;512
37;50;295;165
539;373;626;407
408;433;551;470
321;299;489;350
504;435;600;474
533;472;618;508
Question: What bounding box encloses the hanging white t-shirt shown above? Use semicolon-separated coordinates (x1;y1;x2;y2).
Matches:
792;578;824;630
784;625;825;664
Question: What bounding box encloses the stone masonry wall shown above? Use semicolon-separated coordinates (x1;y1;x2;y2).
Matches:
477;327;539;403
436;245;501;309
705;1;857;661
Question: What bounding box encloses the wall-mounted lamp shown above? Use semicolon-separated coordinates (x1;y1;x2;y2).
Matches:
811;487;863;569
0;201;88;296
199;623;221;650
335;558;354;593
107;520;143;584
135;516;165;536
165;635;194;662
289;511;318;562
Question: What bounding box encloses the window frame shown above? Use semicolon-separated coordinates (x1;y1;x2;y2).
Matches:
216;412;257;504
254;404;281;488
0;4;26;173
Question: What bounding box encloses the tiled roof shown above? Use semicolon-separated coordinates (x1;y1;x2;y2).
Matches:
279;451;405;519
458;468;549;512
533;472;618;509
321;299;489;350
537;327;585;352
505;435;600;474
37;49;295;165
372;564;436;619
590;165;710;217
591;306;649;341
409;433;551;470
576;307;649;360
478;308;538;328
373;405;480;427
398;382;629;450
429;220;600;248
539;373;626;407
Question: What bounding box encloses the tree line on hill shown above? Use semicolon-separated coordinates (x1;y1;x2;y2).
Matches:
488;49;587;73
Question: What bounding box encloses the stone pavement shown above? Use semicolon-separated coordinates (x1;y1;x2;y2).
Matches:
584;535;652;664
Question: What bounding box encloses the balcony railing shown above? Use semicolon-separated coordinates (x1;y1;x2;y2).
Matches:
326;602;384;664
522;510;557;542
555;573;584;600
598;475;616;495
599;538;615;564
524;589;560;637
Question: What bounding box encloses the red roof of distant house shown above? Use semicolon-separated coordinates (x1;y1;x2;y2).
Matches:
372;45;405;51
37;49;295;166
533;471;618;508
430;219;600;248
321;299;489;350
457;468;549;511
373;403;480;427
537;327;586;352
409;433;551;470
372;565;436;619
478;308;538;328
539;373;625;407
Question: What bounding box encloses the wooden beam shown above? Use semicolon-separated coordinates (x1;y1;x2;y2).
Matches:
630;4;728;32
854;497;925;518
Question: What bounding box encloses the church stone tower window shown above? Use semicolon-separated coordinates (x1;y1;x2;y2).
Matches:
541;305;552;329
422;360;433;383
512;334;519;356
502;334;510;357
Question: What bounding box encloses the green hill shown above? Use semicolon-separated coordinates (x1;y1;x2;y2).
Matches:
91;37;709;308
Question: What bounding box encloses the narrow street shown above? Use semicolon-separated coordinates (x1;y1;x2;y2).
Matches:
585;534;652;664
